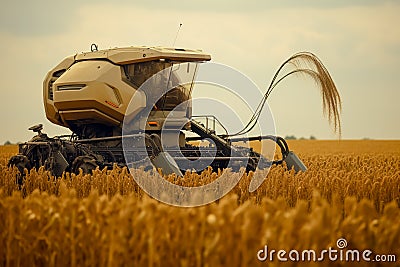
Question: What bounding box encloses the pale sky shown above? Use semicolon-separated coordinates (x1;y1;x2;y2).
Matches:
0;0;399;143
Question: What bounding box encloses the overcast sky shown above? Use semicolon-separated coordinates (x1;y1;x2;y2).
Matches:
0;0;399;143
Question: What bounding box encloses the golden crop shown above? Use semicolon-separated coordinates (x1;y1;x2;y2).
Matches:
0;141;399;267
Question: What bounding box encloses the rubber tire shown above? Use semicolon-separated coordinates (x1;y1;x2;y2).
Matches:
8;154;31;184
71;155;98;175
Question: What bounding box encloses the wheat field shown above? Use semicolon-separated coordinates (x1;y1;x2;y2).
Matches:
0;141;399;267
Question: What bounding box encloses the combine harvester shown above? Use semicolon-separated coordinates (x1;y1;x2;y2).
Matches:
8;45;341;180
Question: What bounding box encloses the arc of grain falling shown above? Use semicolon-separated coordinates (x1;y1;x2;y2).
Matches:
267;52;342;136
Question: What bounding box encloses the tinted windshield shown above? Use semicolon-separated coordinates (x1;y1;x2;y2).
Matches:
125;61;172;88
124;61;198;111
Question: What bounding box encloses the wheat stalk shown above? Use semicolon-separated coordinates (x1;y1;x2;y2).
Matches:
268;52;342;136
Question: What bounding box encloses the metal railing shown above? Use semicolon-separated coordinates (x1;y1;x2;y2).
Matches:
191;115;228;136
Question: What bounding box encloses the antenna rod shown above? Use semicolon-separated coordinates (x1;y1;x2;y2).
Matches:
172;23;182;47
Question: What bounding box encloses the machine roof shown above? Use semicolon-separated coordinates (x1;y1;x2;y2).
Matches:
75;46;211;64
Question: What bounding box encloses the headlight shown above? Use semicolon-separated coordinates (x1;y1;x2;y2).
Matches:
57;84;86;91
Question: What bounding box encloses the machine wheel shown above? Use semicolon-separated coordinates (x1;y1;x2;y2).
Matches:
71;155;99;175
8;154;31;184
